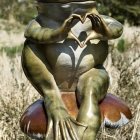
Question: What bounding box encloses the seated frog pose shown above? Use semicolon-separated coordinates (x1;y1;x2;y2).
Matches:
21;0;123;139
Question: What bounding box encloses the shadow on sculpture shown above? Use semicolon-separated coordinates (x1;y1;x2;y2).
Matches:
20;0;132;140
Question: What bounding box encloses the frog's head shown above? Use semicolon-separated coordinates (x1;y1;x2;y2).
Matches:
36;0;95;3
36;0;98;22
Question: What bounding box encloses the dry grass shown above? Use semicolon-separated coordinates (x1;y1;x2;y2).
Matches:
0;53;40;140
0;21;139;140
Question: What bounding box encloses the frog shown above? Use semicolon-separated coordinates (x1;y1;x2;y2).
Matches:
21;0;123;139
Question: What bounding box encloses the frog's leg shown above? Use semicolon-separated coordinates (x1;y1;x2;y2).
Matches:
76;66;109;140
22;40;87;140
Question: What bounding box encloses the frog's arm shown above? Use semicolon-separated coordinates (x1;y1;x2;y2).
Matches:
24;19;67;43
84;14;123;44
101;15;123;39
24;14;83;46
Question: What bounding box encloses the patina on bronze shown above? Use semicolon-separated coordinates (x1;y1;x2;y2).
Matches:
20;0;127;139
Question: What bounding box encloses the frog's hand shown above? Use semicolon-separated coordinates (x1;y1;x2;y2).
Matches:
67;31;83;48
83;31;103;46
84;14;123;45
83;14;107;45
90;14;123;39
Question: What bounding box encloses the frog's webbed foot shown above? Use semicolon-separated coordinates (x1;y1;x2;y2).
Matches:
45;116;87;140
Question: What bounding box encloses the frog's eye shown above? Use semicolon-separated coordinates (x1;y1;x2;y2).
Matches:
61;4;70;9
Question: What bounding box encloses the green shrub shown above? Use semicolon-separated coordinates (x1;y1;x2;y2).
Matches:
117;38;125;53
0;45;23;57
97;0;140;25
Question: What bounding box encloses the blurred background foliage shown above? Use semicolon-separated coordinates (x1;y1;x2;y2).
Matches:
0;0;139;25
96;0;140;25
0;0;37;24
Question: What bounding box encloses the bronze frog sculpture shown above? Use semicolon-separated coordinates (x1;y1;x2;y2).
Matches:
20;0;132;140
